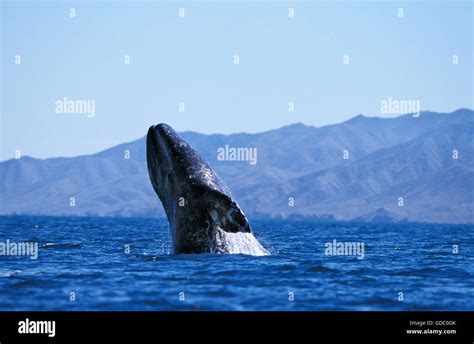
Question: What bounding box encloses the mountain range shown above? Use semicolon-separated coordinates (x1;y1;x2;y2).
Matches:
1;109;473;224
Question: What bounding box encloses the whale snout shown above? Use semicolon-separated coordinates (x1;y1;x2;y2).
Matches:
147;123;178;159
146;124;172;199
148;123;171;138
146;123;189;208
148;123;180;150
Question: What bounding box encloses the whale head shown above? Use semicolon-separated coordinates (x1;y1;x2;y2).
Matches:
147;123;263;254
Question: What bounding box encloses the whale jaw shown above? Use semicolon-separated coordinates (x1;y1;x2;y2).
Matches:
146;123;269;255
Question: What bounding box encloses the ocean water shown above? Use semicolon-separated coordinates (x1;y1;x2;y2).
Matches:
0;216;473;311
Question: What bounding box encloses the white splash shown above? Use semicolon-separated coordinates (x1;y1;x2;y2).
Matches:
215;227;270;256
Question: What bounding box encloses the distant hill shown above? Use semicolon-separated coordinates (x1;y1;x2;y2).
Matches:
1;109;473;224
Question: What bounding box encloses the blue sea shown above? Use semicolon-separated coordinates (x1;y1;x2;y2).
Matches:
0;216;472;311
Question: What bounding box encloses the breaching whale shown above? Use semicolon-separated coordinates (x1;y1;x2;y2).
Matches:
146;123;269;256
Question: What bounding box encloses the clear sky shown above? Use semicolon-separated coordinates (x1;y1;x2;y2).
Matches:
1;0;472;160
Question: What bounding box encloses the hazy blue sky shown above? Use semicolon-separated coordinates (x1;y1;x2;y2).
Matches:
1;0;472;160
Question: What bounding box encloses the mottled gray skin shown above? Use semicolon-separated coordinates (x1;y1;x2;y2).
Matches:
146;123;252;254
